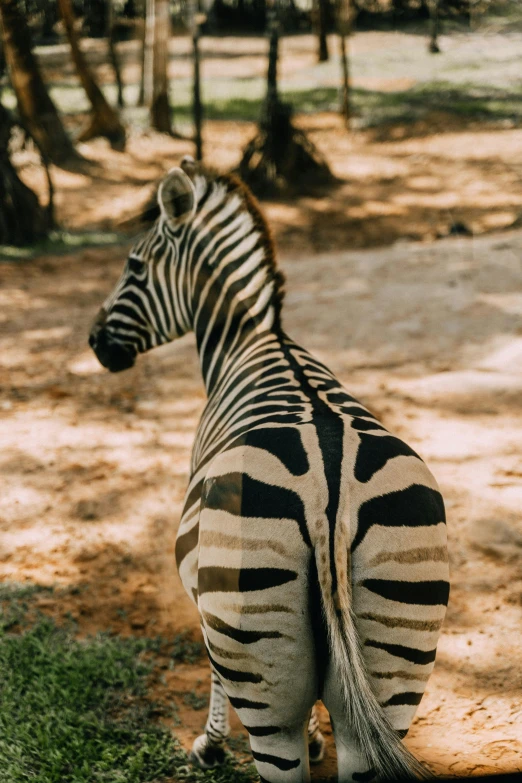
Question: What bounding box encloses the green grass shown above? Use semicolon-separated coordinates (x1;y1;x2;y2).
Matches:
0;230;123;260
5;72;521;135
182;691;208;711
185;81;522;126
0;584;257;783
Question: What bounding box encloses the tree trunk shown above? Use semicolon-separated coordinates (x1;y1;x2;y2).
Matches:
107;0;124;107
0;103;49;245
239;7;333;196
313;0;329;62
428;0;441;53
144;0;172;133
192;13;203;161
337;0;351;126
137;0;146;106
0;0;76;166
57;0;126;148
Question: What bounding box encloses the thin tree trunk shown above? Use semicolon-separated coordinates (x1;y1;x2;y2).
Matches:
144;0;171;133
263;5;280;171
337;0;351;126
239;3;333;196
107;0;124;107
428;0;440;53
0;0;76;166
313;0;329;62
57;0;126;147
192;15;203;161
137;0;146;106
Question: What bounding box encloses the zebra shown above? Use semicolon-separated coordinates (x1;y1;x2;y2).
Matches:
89;157;449;783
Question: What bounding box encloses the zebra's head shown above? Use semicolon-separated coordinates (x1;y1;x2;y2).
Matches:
90;157;284;377
89;157;202;372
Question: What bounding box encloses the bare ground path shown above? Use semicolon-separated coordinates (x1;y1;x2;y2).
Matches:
1;227;521;778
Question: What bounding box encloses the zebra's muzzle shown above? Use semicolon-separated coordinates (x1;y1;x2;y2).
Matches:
89;321;137;373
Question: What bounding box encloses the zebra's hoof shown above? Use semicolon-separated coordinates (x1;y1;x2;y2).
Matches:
190;734;226;769
309;733;325;764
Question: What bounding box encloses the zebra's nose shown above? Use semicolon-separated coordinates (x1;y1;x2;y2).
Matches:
89;324;137;373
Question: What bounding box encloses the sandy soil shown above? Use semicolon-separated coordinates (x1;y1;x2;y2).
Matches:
2;209;522;778
18;112;522;255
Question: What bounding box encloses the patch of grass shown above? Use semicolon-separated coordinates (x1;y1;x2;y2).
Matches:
364;81;522;125
0;621;175;781
0;230;123;261
170;82;522;126
282;82;522;126
0;588;256;783
182;690;208;711
0;581;53;602
227;734;252;756
170;632;205;664
0;582;54;632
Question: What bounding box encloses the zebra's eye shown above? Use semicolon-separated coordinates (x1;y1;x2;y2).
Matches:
127;257;147;275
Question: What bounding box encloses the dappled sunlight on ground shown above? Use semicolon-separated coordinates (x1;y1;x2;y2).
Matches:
15;106;522;255
1;227;522;777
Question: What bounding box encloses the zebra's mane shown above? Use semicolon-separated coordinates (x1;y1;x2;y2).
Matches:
140;167;286;323
214;171;286;321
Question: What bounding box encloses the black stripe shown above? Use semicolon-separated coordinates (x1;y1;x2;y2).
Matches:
244;725;281;736
365;639;437;666
204;472;311;547
183;478;204;514
203;610;282;644
207;649;262;684
325;391;361;406
362;578;449;606
352;769;377;782
251;750;300;771
175;522;199;569
352;484;446;552
351;417;387;432
382;691;424;707
244;427;309;476
342;406;374;417
229;696;269;710
354;434;421;484
198;566;298;595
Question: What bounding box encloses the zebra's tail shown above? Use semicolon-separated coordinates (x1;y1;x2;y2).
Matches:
316;523;430;781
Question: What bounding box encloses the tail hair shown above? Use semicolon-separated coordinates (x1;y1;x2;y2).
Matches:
317;530;431;781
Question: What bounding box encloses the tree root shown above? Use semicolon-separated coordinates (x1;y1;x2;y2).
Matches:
238;100;335;197
78;114;126;151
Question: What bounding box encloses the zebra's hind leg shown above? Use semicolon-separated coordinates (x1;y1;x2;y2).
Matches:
190;669;230;769
323;671;376;783
307;705;325;764
249;721;311;783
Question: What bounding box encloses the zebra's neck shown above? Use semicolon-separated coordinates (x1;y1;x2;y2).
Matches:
190;178;282;397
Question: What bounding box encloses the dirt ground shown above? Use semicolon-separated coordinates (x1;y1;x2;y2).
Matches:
17;111;522;254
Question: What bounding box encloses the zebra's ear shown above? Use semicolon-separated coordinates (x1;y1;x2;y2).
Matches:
158;167;196;227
